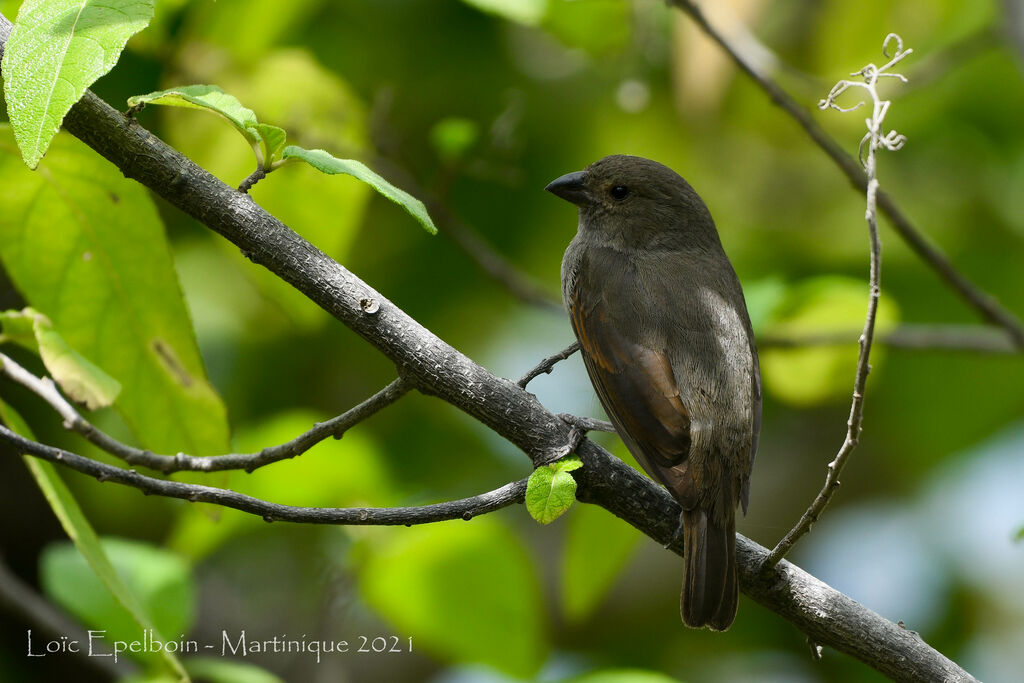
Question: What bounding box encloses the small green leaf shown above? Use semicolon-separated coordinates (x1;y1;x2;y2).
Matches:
0;401;187;680
1015;525;1024;542
127;84;260;145
526;455;582;524
281;146;437;234
1;308;122;409
252;122;287;167
1;0;156;168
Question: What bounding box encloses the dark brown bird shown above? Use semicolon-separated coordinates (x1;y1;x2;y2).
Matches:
547;155;760;630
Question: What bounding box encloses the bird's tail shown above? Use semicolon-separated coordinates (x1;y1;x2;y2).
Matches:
680;506;737;630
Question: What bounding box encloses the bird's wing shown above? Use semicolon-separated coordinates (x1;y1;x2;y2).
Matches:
568;281;697;509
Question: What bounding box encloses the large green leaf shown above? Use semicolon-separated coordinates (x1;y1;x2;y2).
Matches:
281;145;436;234
360;520;545;678
561;503;642;621
1;0;155;168
0;126;229;454
0;400;188;679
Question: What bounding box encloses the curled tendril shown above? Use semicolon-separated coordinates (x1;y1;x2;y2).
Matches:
819;34;912;169
882;33;904;59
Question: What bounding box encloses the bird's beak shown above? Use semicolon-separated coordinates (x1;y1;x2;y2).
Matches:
545;170;590;205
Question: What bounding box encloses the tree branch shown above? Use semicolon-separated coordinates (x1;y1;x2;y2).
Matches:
758;323;1020;354
517;340;580;388
0;424;526;525
668;0;1024;349
0;352;411;474
0;13;981;680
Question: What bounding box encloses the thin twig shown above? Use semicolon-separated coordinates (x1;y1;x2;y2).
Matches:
517;341;581;388
0;353;410;474
0;424;526;524
764;35;908;568
668;0;1024;349
758;323;1019;354
237;166;267;193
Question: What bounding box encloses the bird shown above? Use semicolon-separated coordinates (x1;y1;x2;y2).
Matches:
547;154;761;630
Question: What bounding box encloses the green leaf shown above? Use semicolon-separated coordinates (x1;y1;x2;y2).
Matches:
1;308;121;409
562;503;642;621
1015;525;1024;542
1;0;156;168
252;122;287;167
281;146;437;234
460;0;548;25
0;127;230;454
360;521;545;678
760;276;900;406
0;399;187;679
127;84;260;145
526;454;582;524
41;538;196;654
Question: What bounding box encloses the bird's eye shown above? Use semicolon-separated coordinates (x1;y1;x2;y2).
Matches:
609;185;630;201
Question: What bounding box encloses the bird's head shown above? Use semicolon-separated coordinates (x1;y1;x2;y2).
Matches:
546;154;720;251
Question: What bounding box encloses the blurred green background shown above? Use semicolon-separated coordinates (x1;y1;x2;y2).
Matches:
1;0;1023;681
